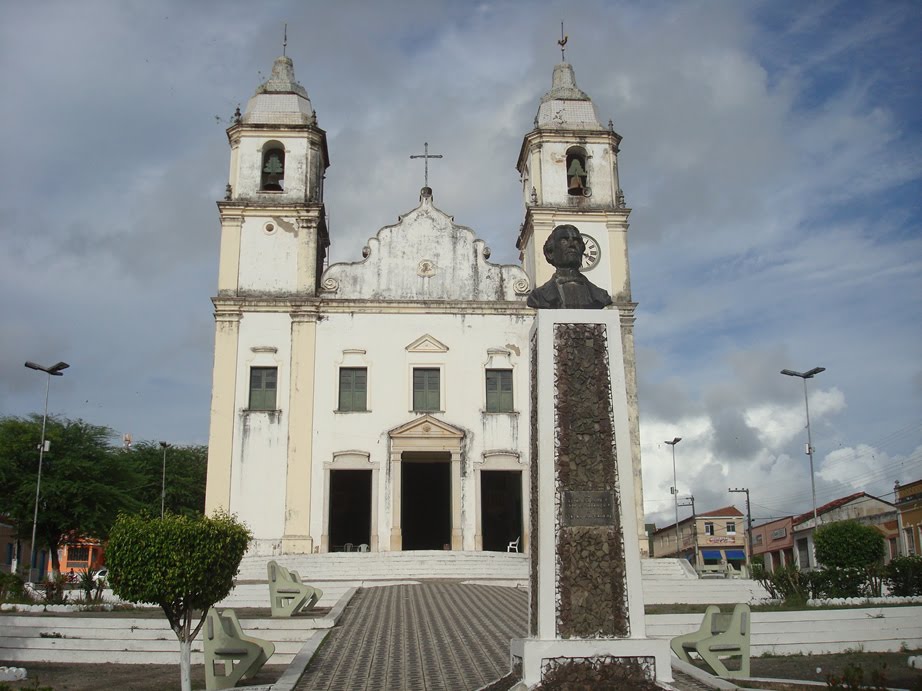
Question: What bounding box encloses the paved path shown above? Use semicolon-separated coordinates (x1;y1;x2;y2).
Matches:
293;582;722;690
295;583;527;691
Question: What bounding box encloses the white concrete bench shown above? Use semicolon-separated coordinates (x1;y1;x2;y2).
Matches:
204;608;274;690
267;560;322;618
670;603;751;679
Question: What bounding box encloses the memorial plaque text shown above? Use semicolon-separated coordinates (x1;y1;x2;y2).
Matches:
562;490;615;527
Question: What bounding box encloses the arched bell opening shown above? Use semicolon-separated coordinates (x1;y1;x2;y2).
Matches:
260;141;286;191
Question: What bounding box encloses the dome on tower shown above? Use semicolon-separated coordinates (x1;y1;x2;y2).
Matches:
242;56;314;126
535;62;602;131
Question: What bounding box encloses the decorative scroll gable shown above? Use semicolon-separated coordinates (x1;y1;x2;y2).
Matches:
320;191;530;301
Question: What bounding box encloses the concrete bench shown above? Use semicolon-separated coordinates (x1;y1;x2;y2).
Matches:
204;608;274;690
267;560;322;618
670;603;751;679
697;565;728;578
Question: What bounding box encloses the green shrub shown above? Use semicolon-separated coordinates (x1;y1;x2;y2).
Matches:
815;521;885;570
812;567;869;599
884;555;922;596
753;563;815;604
0;572;27;602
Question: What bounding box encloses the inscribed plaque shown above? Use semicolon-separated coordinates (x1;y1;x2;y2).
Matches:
561;490;615;527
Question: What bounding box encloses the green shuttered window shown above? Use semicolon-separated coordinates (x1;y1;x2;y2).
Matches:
485;369;513;413
339;367;368;412
413;368;440;412
249;367;278;410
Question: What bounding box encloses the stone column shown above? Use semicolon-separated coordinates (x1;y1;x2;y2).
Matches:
510;310;671;688
390;452;403;551
451;451;463;550
282;308;318;554
204;308;241;515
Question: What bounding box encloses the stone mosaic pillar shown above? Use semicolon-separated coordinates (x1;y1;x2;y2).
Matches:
511;310;671;688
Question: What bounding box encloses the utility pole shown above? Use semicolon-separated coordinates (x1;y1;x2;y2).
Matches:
729;487;752;564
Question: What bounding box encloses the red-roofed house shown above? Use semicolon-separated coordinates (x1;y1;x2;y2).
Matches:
791;492;897;569
652;505;748;571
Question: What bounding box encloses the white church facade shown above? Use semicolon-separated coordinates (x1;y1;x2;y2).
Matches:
204;54;647;557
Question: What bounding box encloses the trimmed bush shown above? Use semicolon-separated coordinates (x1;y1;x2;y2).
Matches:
814;520;885;569
884;555;922;597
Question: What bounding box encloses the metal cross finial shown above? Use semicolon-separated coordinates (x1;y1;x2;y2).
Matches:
283;23;288;56
558;21;568;61
409;142;444;188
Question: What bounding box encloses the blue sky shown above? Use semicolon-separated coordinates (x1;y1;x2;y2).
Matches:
1;0;919;526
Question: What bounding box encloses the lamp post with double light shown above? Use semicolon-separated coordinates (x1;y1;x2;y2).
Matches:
24;360;69;583
665;437;682;559
780;367;825;529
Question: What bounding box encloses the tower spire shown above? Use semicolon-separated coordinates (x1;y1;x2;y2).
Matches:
283;23;288;56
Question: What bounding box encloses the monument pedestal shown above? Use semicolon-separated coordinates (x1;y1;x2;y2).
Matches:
512;311;671;688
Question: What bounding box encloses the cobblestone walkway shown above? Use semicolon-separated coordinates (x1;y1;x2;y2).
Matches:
294;582;720;690
295;582;528;691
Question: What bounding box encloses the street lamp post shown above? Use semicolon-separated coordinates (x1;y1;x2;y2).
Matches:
24;360;69;583
665;437;682;559
781;367;825;528
159;442;171;519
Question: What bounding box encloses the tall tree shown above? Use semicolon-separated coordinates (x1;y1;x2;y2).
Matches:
120;442;207;517
0;415;142;575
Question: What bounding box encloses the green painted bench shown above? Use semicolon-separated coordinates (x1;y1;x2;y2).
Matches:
670;603;751;679
204;608;274;690
267;559;322;617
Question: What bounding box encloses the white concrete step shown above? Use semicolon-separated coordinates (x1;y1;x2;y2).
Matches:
0;615;315;665
228;554;769;606
235;551;529;582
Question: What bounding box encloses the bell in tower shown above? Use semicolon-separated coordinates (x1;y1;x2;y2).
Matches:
567;157;587;195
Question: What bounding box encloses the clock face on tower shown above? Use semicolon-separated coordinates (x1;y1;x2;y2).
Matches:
580;233;601;271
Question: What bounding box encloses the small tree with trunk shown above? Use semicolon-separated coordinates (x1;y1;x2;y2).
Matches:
106;511;251;691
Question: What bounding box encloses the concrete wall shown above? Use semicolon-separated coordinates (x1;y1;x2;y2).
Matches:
647;606;922;656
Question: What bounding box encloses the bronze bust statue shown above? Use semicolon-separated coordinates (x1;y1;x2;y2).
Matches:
527;224;612;309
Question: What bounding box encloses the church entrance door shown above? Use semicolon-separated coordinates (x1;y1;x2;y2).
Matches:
401;456;451;550
328;469;372;551
480;470;523;551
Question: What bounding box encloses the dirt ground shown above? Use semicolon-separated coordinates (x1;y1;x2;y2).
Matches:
748;650;922;690
3;662;287;690
5;651;922;691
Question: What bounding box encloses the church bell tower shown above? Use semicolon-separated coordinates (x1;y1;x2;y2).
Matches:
205;54;329;555
217;55;330;297
517;59;648;556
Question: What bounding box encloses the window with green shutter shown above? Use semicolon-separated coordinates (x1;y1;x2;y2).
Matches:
249;367;278;410
338;367;368;412
412;368;440;412
485;369;514;413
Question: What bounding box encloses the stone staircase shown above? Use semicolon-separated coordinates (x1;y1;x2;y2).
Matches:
225;552;769;607
0;613;322;665
0;554;773;665
639;558;771;605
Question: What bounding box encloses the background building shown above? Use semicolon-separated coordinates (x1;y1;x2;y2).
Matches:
895;479;922;556
651;505;747;571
